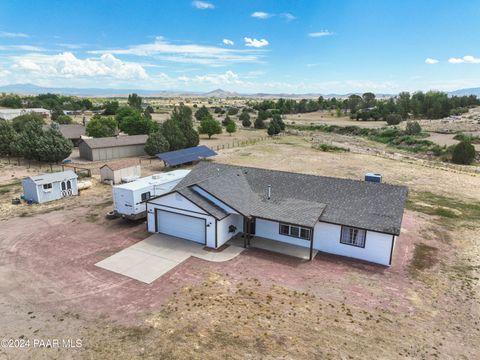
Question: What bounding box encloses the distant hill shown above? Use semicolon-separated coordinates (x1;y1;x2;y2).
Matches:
0;83;479;98
448;87;480;96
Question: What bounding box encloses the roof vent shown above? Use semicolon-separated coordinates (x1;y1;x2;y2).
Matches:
267;184;271;199
365;173;382;183
152;174;161;180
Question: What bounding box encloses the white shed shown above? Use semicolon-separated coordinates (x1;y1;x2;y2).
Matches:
100;161;141;185
22;170;78;204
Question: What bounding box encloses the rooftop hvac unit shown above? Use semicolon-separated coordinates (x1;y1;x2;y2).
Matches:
365;173;382;183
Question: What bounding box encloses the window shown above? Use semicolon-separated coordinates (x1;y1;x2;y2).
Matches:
290;226;299;237
300;228;311;240
279;223;311;240
340;226;366;248
141;192;151;202
279;224;289;235
43;183;52;191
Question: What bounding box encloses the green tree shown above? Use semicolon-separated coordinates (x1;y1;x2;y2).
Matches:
56;114;73;124
194;105;210;121
170;105;199;147
144;132;170;156
115;107;141;128
405;121;422;135
227;107;239;115
11;113;45;133
239;111;251;127
198;116;222;139
36;129;73;163
267;121;281;136
86;116;117;138
15;121;43;160
347;95;363;114
386;113;403;125
120;114;155;135
226;121;236;136
127;93;142;109
103;100;119;115
0;122;18;158
451;141;476;165
362;92;376;108
161;119;187;150
254;116;265;129
271;114;285;131
222;115;233;126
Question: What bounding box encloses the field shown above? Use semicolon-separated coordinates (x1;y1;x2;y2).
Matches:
0;113;479;359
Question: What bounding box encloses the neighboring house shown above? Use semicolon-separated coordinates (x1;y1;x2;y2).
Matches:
0;108;50;121
146;162;408;266
58;124;86;147
79;135;148;161
22;170;78;204
100;160;141;184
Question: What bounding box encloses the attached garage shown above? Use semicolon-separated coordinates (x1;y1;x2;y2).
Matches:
156;210;206;244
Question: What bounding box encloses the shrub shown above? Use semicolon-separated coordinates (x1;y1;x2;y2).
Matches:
314;143;350;152
451;140;476;165
227;107;239;115
386;113;403;125
254;117;265;129
405;121;422;135
144;132;170;156
239;111;251;127
226;121;236;135
56;115;73;124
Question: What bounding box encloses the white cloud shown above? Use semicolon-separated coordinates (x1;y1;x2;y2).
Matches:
448;55;480;64
10;52;148;80
89;36;262;66
425;57;439;64
223;39;234;46
308;31;334;38
244;37;269;48
251;11;272;19
280;13;296;22
0;31;29;38
179;70;245;86
192;1;214;9
0;45;46;52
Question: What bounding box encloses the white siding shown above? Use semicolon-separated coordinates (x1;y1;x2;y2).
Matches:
150;192;207;214
217;214;243;247
255;218;311;248
313;222;393;266
147;192;216;247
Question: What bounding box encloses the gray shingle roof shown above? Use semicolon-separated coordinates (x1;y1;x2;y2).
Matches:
81;135;148;149
172;162;408;235
58;124;85;139
27;170;77;185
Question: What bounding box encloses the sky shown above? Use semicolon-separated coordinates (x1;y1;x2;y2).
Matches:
0;0;479;94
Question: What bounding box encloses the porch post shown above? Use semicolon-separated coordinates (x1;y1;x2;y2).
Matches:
309;228;314;261
243;218;248;248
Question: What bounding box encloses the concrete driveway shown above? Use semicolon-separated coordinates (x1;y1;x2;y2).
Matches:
95;234;244;284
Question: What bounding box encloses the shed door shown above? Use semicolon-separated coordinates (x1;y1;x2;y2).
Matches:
156;210;206;244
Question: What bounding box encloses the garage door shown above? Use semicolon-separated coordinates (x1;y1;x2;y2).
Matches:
156;210;206;244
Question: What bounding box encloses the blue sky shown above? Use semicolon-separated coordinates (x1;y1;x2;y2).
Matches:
0;0;479;93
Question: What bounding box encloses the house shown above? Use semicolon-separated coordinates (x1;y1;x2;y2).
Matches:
22;170;78;204
58;124;86;147
79;135;148;161
0;108;50;121
146;162;408;266
100;160;141;185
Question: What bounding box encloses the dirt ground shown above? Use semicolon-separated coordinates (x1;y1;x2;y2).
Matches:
0;133;479;359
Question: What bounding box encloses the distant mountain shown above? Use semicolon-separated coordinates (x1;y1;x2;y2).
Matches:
1;83;478;98
448;87;480;96
203;88;240;98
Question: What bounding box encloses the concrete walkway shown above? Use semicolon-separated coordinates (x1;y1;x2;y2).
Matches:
95;234;244;284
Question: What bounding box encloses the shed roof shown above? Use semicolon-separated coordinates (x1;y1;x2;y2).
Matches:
100;159;140;171
27;170;78;185
58;124;85;139
81;135;148;149
167;162;408;234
